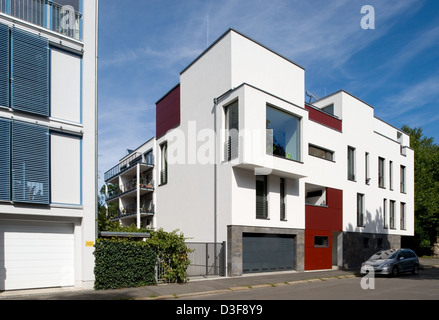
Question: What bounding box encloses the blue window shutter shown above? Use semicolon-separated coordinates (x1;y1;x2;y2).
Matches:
11;27;49;117
0;23;9;108
0;118;11;201
12;121;49;204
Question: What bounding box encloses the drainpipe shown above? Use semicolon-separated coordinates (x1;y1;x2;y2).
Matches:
213;97;218;274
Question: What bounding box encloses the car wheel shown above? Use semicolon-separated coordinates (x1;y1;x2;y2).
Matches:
392;266;399;277
411;264;419;275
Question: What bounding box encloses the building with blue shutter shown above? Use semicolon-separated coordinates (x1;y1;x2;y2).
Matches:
0;0;98;291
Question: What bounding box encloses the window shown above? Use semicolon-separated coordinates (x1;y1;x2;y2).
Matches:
224;100;239;161
266;105;300;161
160;142;168;185
0;23;9;108
400;203;406;230
280;178;286;221
0;24;49;116
0;118;11;201
322;104;334;115
378;157;385;188
11;27;49;117
347;146;356;181
12;121;49;204
357;193;364;227
314;236;329;248
400;166;406;193
256;175;268;219
365;152;370;184
383;199;388;229
389;161;393;190
390;200;396;229
309;144;334;161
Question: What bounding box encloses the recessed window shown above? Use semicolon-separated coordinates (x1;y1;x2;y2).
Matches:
280;178;286;221
256;175;268;219
266;105;300;162
400;166;406;193
400;202;406;230
347;146;356;181
378;157;385;188
224;100;239;161
390;200;396;229
309;144;334;161
357;193;364;227
314;236;329;248
160;142;168;185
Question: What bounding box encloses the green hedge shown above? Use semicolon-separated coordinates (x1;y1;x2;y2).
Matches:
94;238;157;290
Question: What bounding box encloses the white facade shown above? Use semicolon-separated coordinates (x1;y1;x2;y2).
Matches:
0;0;98;290
106;29;414;276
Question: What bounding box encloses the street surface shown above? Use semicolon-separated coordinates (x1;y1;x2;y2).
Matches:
178;267;439;300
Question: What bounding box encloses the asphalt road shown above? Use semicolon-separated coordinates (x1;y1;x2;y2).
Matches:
178;266;439;300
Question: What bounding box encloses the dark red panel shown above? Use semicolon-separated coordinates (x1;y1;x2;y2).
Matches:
305;188;343;231
305;230;332;271
156;84;181;138
305;188;343;271
305;104;342;132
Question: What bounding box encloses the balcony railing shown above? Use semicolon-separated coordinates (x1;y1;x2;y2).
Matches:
105;152;154;182
0;0;82;40
106;179;154;201
118;204;155;219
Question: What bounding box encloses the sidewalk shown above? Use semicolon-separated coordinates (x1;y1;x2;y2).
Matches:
1;258;437;300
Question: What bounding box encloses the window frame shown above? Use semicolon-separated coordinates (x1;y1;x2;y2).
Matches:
357;193;365;227
347;146;356;181
266;105;301;162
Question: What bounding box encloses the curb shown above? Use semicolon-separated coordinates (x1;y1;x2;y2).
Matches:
140;274;357;300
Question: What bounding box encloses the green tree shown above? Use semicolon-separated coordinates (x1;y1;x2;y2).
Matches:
402;126;439;254
97;184;120;232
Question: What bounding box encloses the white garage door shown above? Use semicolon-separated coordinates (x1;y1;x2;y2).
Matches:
0;221;74;291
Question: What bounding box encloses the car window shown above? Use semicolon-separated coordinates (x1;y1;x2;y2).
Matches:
370;250;397;260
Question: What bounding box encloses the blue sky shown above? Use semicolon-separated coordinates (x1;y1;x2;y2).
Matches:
98;0;439;188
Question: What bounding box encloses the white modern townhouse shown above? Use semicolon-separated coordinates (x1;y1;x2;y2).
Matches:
105;29;414;277
0;0;98;291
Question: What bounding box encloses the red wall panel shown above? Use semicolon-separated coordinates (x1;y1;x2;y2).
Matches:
305;188;343;271
156;84;181;138
305;104;342;132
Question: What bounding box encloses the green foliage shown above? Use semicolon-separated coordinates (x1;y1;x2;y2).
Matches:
402;126;439;253
94;238;157;290
147;228;192;283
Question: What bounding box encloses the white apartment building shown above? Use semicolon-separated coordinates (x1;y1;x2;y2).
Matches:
106;29;414;277
0;0;98;291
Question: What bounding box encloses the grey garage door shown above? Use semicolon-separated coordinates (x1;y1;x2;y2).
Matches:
243;233;295;274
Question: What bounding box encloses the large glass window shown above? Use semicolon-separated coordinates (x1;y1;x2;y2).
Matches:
266;106;300;161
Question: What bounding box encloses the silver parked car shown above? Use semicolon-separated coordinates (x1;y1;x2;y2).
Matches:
361;249;420;276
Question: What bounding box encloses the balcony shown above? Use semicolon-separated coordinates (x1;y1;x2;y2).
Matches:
106;179;154;202
117;204;155;219
0;0;82;40
105;152;154;183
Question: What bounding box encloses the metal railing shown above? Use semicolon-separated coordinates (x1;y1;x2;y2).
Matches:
105;152;154;182
0;0;82;40
105;179;154;201
256;201;268;219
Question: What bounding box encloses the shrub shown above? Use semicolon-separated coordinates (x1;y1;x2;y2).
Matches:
147;228;192;283
94;238;157;290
